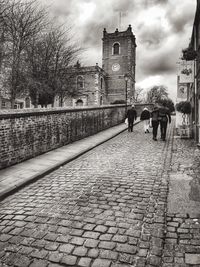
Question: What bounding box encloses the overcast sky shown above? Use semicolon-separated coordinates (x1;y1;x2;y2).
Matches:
41;0;196;101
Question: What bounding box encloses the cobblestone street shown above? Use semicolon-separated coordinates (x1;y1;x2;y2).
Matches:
0;119;200;267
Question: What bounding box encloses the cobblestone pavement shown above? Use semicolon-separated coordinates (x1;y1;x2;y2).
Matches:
0;118;193;267
162;136;200;267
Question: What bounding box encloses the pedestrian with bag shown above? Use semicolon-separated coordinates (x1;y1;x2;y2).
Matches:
158;102;171;141
126;104;137;132
150;104;160;141
140;107;150;133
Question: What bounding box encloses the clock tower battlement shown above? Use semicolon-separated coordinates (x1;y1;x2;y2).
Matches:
102;25;136;104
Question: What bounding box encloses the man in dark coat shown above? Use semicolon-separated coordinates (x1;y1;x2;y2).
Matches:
126;105;137;132
150;104;159;141
158;102;171;141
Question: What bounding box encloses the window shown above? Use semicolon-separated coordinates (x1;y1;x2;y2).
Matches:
2;100;6;108
77;76;84;89
100;77;103;89
25;97;31;108
113;43;120;55
76;99;83;106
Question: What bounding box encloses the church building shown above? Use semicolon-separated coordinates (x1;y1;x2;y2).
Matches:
54;25;137;107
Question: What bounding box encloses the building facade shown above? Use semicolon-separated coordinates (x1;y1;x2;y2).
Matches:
55;25;137;107
183;0;200;143
54;63;107;107
102;25;136;104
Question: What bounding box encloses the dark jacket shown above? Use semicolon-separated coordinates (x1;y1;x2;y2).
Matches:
127;108;137;122
151;108;159;121
158;106;171;123
140;109;150;120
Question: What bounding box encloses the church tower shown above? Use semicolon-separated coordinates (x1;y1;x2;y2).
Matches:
102;25;136;104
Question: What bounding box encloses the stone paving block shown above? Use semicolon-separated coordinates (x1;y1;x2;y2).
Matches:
83;231;100;239
99;234;113;241
84;239;99;248
99;249;118;260
99;241;116;250
48;252;63;263
29;259;48;267
48;264;62;267
70;237;85;245
92;258;111;267
78;257;92;267
13;254;31;267
118;253;134;264
138;248;148;257
83;223;96;230
30;249;48;259
32;239;46;248
185;254;200;265
19;246;34;255
61;255;77;265
70;229;84;236
112;234;128;243
58;220;71;227
73;246;88;257
44;241;59;251
88;248;99;258
107;227;118;234
148;255;162;266
44;233;58;241
116;244;137;254
94;225;108;233
59;243;74;253
0;234;12;242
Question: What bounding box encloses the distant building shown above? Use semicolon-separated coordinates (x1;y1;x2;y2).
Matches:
54;63;107;107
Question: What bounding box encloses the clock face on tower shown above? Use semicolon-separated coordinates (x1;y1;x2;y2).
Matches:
112;63;120;72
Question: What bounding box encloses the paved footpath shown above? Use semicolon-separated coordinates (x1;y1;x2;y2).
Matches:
162;134;200;267
0;118;200;267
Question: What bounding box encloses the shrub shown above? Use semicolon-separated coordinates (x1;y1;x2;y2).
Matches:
176;101;192;114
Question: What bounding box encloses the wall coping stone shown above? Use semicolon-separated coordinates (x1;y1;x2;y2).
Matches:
0;104;130;119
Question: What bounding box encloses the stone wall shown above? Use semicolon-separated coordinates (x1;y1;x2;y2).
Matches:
0;104;153;169
0;105;125;169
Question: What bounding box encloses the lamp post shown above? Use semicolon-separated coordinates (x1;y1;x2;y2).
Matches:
124;73;129;115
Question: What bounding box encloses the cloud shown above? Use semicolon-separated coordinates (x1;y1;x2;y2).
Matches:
38;0;196;101
166;1;196;33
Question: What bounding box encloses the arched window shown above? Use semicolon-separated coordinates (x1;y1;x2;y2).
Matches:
76;99;83;106
113;43;120;55
77;76;84;89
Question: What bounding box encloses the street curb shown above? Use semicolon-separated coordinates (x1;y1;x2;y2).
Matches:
0;120;140;201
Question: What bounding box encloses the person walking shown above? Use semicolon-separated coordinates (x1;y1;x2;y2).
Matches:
150;104;159;141
140;107;150;133
158;102;171;141
126;104;137;132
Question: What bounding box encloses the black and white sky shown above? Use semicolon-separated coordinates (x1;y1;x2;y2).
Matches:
40;0;196;100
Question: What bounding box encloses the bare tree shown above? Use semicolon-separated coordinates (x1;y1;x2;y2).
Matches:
146;85;168;103
0;0;9;70
2;0;47;108
26;26;82;107
133;87;144;103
